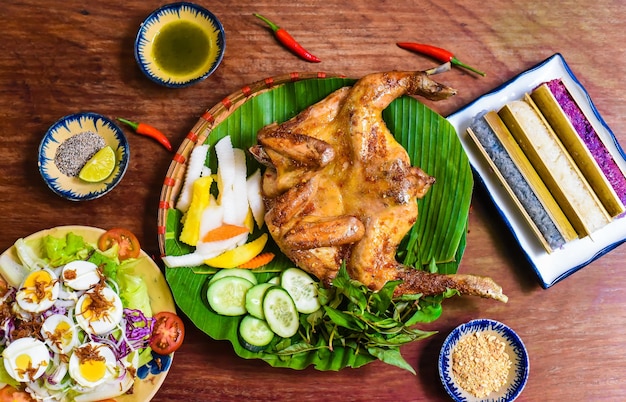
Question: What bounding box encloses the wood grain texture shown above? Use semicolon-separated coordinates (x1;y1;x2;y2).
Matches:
0;0;625;400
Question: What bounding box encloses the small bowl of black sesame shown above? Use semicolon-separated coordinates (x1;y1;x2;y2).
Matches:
38;112;130;201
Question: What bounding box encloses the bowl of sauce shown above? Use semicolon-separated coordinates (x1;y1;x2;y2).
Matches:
134;2;225;88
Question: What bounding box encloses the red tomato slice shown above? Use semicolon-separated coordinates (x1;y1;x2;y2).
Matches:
0;276;8;297
0;385;34;402
149;311;185;355
98;228;141;260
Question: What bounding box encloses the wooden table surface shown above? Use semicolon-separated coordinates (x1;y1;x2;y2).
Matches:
2;0;625;401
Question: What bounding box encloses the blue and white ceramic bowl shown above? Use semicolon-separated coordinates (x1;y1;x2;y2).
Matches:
439;319;529;402
38;112;130;201
134;2;226;88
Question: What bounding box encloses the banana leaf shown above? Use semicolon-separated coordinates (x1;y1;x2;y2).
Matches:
164;77;473;371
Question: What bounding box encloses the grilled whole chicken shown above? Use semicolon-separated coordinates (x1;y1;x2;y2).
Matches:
250;70;507;303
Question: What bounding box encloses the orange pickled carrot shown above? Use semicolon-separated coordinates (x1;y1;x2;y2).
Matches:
237;252;276;269
202;224;249;243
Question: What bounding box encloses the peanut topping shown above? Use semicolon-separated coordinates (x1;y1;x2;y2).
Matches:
452;332;512;398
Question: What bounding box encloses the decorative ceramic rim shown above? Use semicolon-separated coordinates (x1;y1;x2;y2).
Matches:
447;53;626;288
38;112;130;201
156;71;338;253
438;319;529;402
134;2;226;88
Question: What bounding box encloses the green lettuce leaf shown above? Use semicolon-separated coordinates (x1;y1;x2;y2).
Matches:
88;250;152;316
117;260;153;317
14;238;49;270
0;357;20;388
88;250;119;281
43;233;92;267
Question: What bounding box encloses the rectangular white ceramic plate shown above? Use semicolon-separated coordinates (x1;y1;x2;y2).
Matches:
447;53;626;288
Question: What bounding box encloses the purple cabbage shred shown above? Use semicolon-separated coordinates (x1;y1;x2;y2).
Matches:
91;308;155;359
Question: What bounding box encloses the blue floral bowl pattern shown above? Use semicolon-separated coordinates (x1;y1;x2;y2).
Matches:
134;2;226;88
137;350;173;380
439;319;529;402
38;112;129;201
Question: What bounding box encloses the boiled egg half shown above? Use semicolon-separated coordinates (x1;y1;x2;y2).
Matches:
75;285;123;335
68;342;117;388
62;260;101;290
15;268;60;313
2;337;50;382
41;313;78;354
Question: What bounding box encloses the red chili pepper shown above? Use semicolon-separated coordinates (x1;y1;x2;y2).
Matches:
396;42;486;76
254;13;321;63
117;118;173;151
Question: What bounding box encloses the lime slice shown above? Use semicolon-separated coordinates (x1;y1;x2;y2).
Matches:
78;146;116;182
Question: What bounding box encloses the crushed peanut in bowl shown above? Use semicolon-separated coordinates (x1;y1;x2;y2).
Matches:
452;331;512;398
438;319;529;402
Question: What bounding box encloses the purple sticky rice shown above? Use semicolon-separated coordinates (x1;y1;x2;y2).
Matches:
546;79;626;205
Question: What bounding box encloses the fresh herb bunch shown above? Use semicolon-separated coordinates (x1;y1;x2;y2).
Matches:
268;264;458;373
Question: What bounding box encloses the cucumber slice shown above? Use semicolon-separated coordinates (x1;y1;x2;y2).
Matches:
208;268;258;286
239;315;274;352
280;268;321;314
262;287;299;338
268;276;280;285
245;282;273;320
207;276;254;316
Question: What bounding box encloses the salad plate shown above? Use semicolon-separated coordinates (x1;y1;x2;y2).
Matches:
447;53;626;288
158;72;473;371
0;225;176;401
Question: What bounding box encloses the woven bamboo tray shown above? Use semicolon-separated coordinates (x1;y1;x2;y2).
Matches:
155;71;473;371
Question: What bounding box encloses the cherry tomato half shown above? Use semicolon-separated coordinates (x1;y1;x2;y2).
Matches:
149;311;185;355
0;385;34;402
0;276;8;298
98;228;141;261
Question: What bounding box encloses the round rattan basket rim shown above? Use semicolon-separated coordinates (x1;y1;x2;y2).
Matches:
157;71;348;256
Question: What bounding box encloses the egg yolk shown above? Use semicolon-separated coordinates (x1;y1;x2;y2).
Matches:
16;353;32;372
79;359;107;383
22;270;54;303
80;297;95;319
52;321;73;346
80;293;111;322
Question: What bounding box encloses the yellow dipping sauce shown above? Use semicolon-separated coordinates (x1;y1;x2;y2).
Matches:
152;20;214;77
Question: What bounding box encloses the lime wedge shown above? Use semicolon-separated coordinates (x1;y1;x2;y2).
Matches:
78;146;116;182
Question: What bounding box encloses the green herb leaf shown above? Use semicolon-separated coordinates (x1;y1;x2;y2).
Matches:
324;305;365;331
371;279;401;312
405;302;443;326
332;265;368;311
367;346;416;375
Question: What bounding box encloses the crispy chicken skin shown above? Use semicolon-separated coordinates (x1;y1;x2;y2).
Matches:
250;70;507;303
